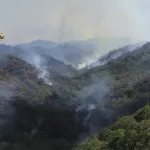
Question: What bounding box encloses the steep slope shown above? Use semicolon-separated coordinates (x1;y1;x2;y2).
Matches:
0;44;76;77
72;42;150;135
29;53;77;77
75;42;150;109
0;55;84;150
89;42;145;68
1;40;150;150
0;54;53;103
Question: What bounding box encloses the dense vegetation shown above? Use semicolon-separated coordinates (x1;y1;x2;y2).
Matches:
0;55;52;103
1;42;150;149
0;98;83;150
0;54;85;149
75;42;150;149
75;42;150;112
78;105;150;150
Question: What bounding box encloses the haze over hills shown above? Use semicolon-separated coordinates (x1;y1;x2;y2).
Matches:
16;37;131;69
0;44;77;77
89;42;146;68
17;39;58;49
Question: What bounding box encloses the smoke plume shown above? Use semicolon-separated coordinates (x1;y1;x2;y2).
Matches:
55;0;150;44
58;4;75;42
75;76;111;135
58;13;69;42
23;52;53;86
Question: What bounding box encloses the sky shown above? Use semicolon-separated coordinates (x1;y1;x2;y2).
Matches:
1;0;150;44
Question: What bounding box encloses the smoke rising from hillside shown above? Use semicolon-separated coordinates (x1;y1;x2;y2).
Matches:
2;0;148;69
76;77;109;110
50;0;149;68
75;76;112;134
29;54;53;86
18;50;53;86
58;11;71;42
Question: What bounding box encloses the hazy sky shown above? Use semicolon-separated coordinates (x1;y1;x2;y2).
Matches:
1;0;150;44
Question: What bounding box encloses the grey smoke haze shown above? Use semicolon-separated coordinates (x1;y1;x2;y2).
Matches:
58;12;70;42
17;37;132;69
75;75;113;140
57;2;82;42
89;42;146;68
75;76;111;133
76;76;110;110
1;0;150;45
5;0;148;70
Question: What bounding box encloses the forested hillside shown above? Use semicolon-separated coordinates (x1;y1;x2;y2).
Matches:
0;54;84;150
78;105;150;150
1;42;150;149
76;42;150;149
75;42;150;110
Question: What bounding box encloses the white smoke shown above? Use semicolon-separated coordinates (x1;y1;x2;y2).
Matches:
75;76;111;129
89;42;146;68
27;53;53;86
37;66;52;86
76;76;110;109
75;76;112;139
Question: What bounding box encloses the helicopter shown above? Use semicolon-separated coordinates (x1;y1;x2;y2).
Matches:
0;33;4;39
0;32;5;105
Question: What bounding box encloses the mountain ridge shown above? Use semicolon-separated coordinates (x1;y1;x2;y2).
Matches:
88;42;145;68
16;37;132;69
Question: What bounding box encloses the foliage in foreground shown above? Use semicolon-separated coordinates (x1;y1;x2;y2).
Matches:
78;105;150;150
